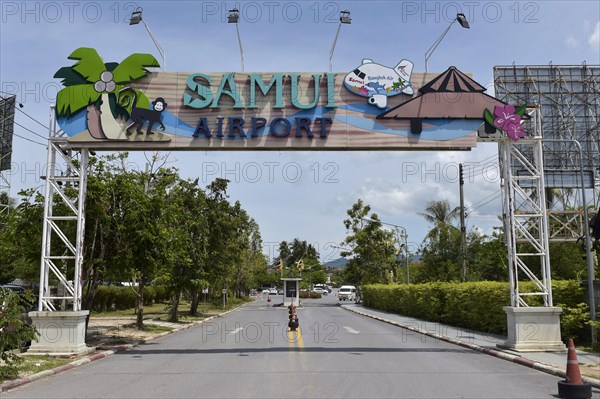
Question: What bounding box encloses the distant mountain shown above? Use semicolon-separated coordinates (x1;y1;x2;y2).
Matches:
324;257;348;269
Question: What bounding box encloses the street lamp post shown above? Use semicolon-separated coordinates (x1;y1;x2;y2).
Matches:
362;217;410;284
329;10;351;72
424;13;470;76
227;9;244;72
129;8;166;71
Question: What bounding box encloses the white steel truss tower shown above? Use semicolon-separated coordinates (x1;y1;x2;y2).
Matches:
37;107;89;311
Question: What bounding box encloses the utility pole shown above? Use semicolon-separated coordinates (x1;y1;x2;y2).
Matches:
459;163;467;281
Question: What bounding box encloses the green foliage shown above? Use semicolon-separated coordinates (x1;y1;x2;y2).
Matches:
588;320;600;351
0;189;45;284
0;290;39;382
54;48;158;118
558;303;590;342
1;153;265;321
55;83;102;118
465;229;508;282
417;199;462;282
112;53;160;83
363;280;588;338
90;285;169;312
67;47;106;83
299;291;322;299
341;199;397;284
278;239;319;268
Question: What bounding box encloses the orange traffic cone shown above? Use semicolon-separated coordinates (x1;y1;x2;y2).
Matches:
565;339;583;384
557;339;592;399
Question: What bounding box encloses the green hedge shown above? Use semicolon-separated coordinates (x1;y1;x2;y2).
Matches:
362;280;585;336
299;291;322;299
91;285;170;312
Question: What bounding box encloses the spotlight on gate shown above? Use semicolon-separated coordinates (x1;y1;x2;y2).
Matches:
227;9;240;24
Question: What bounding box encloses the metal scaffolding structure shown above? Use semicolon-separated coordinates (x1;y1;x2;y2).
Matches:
494;64;600;242
0;170;9;216
495;109;552;307
37;106;89;312
0;95;16;216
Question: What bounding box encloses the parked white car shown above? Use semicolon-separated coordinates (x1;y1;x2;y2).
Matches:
338;285;357;301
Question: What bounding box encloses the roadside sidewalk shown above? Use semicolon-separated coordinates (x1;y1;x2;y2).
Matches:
341;303;600;388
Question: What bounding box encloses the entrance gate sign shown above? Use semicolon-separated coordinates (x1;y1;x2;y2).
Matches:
54;47;507;151
36;48;560;355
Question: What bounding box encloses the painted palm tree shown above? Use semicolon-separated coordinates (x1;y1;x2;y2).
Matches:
54;48;159;139
418;199;460;239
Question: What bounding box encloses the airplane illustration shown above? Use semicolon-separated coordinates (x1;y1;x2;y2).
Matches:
344;59;414;108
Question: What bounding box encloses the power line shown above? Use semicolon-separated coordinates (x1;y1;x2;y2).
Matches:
466;192;502;214
12;132;46;146
15;107;50;131
13;121;47;140
465;190;500;212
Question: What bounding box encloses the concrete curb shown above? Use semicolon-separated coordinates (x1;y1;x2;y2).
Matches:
0;304;247;393
343;305;600;389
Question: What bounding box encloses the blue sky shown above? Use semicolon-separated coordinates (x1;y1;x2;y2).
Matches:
1;1;599;262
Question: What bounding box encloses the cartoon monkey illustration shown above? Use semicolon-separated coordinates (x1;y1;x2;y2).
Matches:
126;97;167;135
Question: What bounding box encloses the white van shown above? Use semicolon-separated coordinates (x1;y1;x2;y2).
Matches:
338;285;357;301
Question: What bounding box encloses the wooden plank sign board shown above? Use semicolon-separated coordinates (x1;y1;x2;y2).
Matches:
58;55;490;151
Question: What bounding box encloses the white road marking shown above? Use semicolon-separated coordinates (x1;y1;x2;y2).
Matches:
344;326;360;334
227;327;243;335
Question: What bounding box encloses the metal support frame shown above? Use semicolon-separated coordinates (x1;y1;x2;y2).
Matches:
494;64;600;242
38;106;89;312
0;169;9;215
498;108;553;307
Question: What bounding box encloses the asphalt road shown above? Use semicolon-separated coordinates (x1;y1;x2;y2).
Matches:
2;293;573;398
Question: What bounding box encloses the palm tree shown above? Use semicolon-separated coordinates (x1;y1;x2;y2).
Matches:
54;48;159;140
418;199;460;238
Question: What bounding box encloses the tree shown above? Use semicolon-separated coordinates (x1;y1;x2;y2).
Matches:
417;199;462;282
0;289;38;382
418;199;459;237
109;157;177;329
341;199;396;284
166;178;209;319
0;189;45;285
463;228;508;282
278;241;291;267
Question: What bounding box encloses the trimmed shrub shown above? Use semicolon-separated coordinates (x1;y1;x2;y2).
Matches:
299;291;321;299
90;285;168;312
362;280;588;337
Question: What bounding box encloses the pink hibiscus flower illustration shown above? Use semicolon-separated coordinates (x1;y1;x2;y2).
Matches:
493;104;521;130
506;123;526;141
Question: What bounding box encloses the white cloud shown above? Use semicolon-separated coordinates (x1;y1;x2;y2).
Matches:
565;35;579;49
588;22;600;51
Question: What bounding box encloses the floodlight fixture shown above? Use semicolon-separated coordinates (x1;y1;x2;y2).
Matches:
424;13;471;75
228;9;244;72
330;10;351;72
340;10;351;24
129;9;142;25
227;8;240;23
456;13;470;29
129;8;166;71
